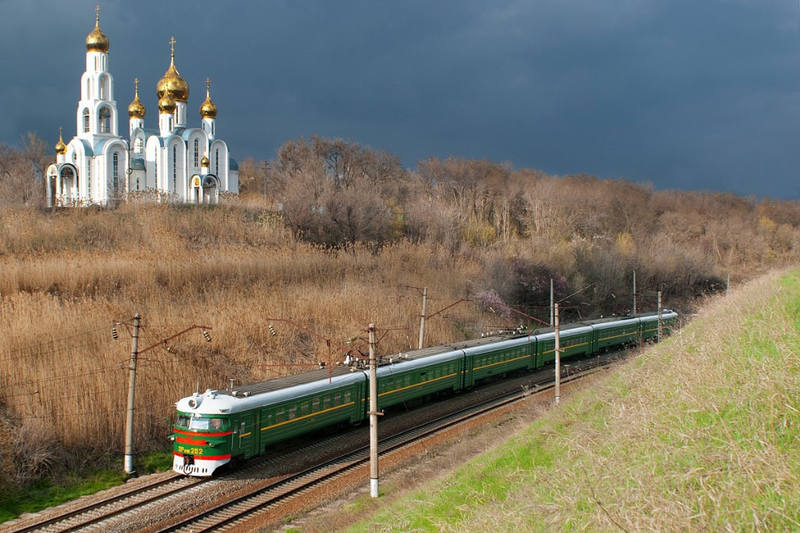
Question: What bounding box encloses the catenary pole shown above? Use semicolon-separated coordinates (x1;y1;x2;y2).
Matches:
554;303;560;405
550;278;554;327
124;313;140;475
418;287;428;350
368;323;379;498
632;270;637;315
657;290;663;342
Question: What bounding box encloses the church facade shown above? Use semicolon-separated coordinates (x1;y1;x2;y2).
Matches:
46;10;239;207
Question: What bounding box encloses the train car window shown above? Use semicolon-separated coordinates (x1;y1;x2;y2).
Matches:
344;391;351;403
301;401;310;415
334;392;341;404
189;417;225;430
276;408;285;422
288;406;297;419
313;398;320;410
323;396;331;409
176;414;191;428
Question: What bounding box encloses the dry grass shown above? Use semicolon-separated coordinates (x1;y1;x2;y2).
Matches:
1;199;797;492
346;269;800;531
0;206;490;478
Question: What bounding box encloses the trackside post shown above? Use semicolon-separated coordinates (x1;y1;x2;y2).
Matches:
369;323;380;498
124;313;140;475
418;287;428;350
554;303;560;405
657;290;663;341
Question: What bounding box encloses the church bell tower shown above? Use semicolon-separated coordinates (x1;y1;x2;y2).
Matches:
77;6;119;139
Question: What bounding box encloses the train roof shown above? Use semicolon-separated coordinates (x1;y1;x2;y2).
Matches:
175;312;679;415
176;368;367;415
230;366;358;397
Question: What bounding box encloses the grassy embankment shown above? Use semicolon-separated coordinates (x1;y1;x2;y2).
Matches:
343;270;800;531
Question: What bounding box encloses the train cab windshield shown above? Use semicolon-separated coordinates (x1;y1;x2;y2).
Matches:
176;414;227;431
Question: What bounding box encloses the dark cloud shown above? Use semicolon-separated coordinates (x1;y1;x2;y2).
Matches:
1;0;798;198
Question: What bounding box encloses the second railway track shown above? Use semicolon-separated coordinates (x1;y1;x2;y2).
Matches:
150;359;613;532
5;351;625;533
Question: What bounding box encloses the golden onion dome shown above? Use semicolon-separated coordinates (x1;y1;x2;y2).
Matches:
128;78;146;118
86;7;109;53
199;78;217;119
156;36;189;103
200;154;210;167
158;93;176;113
55;128;67;155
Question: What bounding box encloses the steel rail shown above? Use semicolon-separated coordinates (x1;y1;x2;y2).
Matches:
153;360;612;532
9;473;201;533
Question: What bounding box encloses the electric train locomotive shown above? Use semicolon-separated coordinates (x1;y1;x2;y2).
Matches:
172;310;677;475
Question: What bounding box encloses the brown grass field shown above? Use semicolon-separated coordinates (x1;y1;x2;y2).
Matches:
1;164;800;486
0;204;491;483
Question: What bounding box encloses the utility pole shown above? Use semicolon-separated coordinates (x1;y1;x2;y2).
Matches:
554;303;560;405
726;272;730;296
657;290;663;342
550;278;554;327
418;287;428;350
124;313;140;475
368;323;379;498
632;270;637;315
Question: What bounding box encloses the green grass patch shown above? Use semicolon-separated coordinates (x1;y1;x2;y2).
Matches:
138;451;173;474
0;451;174;523
347;270;800;531
0;469;126;523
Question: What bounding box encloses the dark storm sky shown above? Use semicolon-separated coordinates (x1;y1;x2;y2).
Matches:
2;0;799;198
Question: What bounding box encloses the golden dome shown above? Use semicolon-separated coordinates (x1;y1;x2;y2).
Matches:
156;36;189;103
158;93;176;113
128;78;146;118
55;128;66;155
200;154;210;167
86;6;109;53
199;78;217;119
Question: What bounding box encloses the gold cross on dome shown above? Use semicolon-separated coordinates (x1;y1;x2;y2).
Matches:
206;78;211;93
169;36;176;59
134;77;139;95
95;5;100;25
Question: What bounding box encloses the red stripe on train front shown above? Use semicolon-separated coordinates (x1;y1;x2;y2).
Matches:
176;436;208;445
173;451;231;460
173;428;232;437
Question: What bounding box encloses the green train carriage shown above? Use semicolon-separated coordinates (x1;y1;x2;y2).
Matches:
173;367;366;475
173;311;679;476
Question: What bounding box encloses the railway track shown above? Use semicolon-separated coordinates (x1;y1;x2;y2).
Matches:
150;360;612;532
4;351;624;533
5;473;201;533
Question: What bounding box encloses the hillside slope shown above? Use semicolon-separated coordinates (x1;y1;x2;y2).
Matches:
347;270;800;531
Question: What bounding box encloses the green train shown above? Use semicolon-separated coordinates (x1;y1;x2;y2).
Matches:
172;310;677;475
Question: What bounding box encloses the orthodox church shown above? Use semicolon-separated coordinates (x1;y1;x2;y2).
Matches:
46;9;239;207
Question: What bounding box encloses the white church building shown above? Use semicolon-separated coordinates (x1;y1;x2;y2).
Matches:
47;9;239;207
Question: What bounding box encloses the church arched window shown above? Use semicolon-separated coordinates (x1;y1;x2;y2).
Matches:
215;148;219;176
193;139;199;168
83;109;90;133
99;75;107;99
172;145;177;193
112;152;119;197
99;107;111;133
